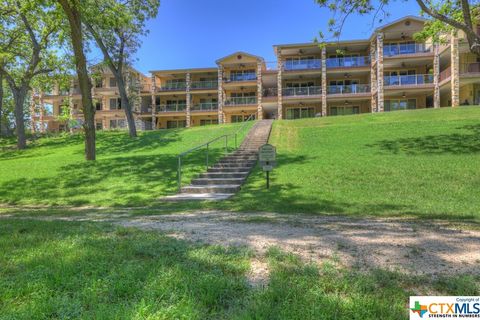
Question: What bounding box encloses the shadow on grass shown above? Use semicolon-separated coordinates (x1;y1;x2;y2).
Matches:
369;124;480;155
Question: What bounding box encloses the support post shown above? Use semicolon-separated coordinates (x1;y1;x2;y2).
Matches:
257;60;263;120
217;65;224;123
277;55;283;120
451;32;460;107
370;39;377;112
151;73;157;129
321;46;327;116
433;43;441;108
186;72;191;127
376;33;384;112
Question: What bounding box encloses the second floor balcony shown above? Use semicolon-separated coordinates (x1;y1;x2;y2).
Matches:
228;73;257;82
283;86;321;97
284;59;321;71
383;43;432;57
191;102;218;111
224;96;257;106
327;84;370;95
326;56;370;68
157;82;186;91
384;74;434;86
191;80;218;90
156;103;187;112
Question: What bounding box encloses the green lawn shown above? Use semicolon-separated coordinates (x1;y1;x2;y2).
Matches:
0;122;252;207
1;107;480;220
0;219;477;319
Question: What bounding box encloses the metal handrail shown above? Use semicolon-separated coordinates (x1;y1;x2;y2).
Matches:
177;113;255;191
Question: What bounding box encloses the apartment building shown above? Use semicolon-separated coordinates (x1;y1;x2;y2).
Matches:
32;16;480;132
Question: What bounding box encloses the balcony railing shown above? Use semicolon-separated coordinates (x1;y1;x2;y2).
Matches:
440;67;451;81
283;86;321;97
228;74;257;82
463;63;480;73
156;104;187;112
191;80;218;89
383;43;432;57
191;102;218;111
157;83;186;91
284;59;321;71
263;87;278;97
326;56;370;68
384;74;434;86
327;84;370;94
224;97;257;105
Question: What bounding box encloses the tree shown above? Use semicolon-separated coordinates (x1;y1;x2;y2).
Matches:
0;0;63;149
57;0;96;160
314;0;480;56
82;0;160;138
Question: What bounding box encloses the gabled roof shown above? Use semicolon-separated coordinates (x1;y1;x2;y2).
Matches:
371;15;427;37
215;51;265;64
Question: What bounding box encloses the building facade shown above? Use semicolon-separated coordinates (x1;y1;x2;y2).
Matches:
32;16;480;132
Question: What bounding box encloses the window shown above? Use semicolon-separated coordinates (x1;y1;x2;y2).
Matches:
200;119;218;126
109;77;117;87
284;57;320;70
230;70;256;81
95;102;102;111
110;119;117;129
95;79;103;88
96;122;103;130
231;114;256;123
330;106;360;116
286;107;315;120
384;99;416;111
109;98;122;110
109;119;127;129
166;120;187;129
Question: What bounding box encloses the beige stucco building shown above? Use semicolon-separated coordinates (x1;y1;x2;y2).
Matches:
32;16;480;132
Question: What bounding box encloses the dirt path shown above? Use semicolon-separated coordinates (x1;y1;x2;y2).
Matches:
2;211;479;276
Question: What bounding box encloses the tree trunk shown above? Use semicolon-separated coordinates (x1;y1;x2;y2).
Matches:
116;74;137;137
58;0;96;160
0;73;3;137
12;87;27;149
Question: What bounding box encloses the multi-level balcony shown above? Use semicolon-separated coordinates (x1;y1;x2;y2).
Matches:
384;74;434;86
157;82;186;92
283;86;321;97
191;80;218;90
156;103;187;112
326;56;370;68
191;102;218;111
228;73;257;82
383;43;432;57
327;84;370;95
284;59;321;71
224;97;257;106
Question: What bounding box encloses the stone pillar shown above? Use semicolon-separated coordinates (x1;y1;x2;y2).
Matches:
433;43;440;108
151;74;156;129
30;91;36;134
217;65;224;123
68;79;75;133
321;46;327;116
451;32;460;107
39;92;45;133
256;61;263;120
376;33;384;112
277;55;283;120
370;40;378;112
186;72;192;127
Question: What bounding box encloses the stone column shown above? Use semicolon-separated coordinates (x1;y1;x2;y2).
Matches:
321;47;327;116
277;56;283;120
370;39;378;112
68;79;75;133
451;32;460;107
433;43;440;108
151;74;156;129
256;61;263;120
217;65;224;123
376;33;384;112
30;91;36;134
186;72;192;127
39;92;45;133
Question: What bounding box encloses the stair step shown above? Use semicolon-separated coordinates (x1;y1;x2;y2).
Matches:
214;162;256;168
207;167;252;173
181;184;241;194
199;172;249;179
192;178;245;185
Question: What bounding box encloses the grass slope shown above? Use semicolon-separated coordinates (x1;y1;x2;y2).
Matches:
0;219;477;319
0;122;252;207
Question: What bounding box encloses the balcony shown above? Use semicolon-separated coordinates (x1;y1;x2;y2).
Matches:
440;67;451;82
326;56;370;68
283;86;321;97
156;104;186;112
263;87;278;97
327;84;370;94
228;73;257;82
157;83;186;91
384;74;434;86
284;59;321;71
191;80;218;90
224;97;257;106
191;102;218;111
462;63;480;73
383;43;432;57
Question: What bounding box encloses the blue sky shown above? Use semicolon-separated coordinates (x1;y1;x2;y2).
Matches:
129;0;421;74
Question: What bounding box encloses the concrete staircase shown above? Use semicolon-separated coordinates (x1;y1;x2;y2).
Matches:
165;120;273;201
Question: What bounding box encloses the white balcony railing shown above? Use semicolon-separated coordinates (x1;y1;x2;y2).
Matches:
326;56;370;68
228;74;257;82
384;74;434;86
284;59;321;71
191;80;218;89
156;104;187;112
224;97;257;105
283;86;321;97
157;83;186;91
327;84;370;94
383;43;432;57
191;102;218;111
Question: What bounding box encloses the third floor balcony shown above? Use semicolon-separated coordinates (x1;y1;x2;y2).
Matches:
327;84;370;95
156;103;186;112
191;102;218;111
228;73;257;82
224;96;257;106
191;80;218;90
283;86;321;97
326;56;370;68
384;74;434;86
284;59;321;71
383;43;432;57
157;82;186;91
